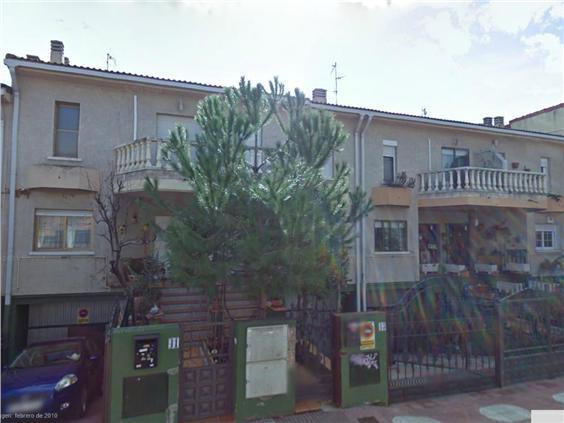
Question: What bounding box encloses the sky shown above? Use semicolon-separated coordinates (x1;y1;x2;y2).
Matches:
0;0;562;123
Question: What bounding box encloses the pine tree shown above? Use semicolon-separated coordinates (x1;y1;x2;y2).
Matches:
145;78;372;307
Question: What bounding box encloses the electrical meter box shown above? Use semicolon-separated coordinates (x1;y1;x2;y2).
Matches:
333;312;388;407
234;319;296;422
105;324;181;423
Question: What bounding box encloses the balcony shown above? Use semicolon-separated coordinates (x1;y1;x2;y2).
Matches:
418;167;548;209
114;138;191;193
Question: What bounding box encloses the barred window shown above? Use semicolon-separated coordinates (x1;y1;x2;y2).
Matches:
374;220;407;252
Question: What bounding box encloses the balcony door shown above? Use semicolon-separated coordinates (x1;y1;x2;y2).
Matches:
442;148;469;189
444;224;469;266
419;224;440;264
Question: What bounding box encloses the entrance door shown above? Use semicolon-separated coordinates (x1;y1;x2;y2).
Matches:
419;224;440;264
445;224;469;266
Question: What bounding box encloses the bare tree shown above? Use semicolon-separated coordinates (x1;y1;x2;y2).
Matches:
94;173;156;325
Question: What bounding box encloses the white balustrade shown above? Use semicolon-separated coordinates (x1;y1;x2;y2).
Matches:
114;138;172;174
418;167;546;195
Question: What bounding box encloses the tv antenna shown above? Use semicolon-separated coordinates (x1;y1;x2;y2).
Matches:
106;53;116;71
331;62;345;104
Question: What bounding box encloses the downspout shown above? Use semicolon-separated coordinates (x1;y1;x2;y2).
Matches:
353;115;364;312
3;65;20;337
360;115;372;312
133;95;138;141
428;138;432;170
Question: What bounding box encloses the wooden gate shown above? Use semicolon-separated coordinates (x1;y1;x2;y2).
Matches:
161;283;261;422
178;321;233;422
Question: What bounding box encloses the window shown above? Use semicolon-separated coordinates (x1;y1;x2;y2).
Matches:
535;225;557;251
156;114;201;163
54;102;80;158
245;131;264;169
374;220;407;252
383;141;397;184
34;210;93;251
321;153;334;179
441;147;469;169
156;114;201;141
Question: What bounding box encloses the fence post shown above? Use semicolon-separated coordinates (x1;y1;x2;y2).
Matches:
495;303;504;387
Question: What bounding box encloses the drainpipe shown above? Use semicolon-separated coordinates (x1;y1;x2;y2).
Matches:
428;138;432;170
353;115;364;312
133;95;138;141
359;115;372;312
3;65;20;339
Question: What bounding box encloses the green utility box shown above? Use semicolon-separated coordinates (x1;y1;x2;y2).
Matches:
333;312;388;407
105;324;181;423
234;319;296;422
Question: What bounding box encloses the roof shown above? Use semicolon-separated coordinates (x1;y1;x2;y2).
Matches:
4;53;224;93
4;53;564;143
314;101;564;142
508;103;564;125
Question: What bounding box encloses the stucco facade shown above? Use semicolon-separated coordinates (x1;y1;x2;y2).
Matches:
1;51;564;348
508;103;564;136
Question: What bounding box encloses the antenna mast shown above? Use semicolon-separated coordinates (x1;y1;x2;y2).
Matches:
106;53;116;71
331;62;345;104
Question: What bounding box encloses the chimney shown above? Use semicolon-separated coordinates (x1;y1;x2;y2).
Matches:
494;116;504;127
312;88;327;104
483;117;493;126
50;40;64;64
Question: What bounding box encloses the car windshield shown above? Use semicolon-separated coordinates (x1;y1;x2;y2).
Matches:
10;341;82;369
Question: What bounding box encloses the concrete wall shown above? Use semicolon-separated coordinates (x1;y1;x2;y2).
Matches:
2;64;563;299
509;105;564;136
356;117;564;282
4;68;206;298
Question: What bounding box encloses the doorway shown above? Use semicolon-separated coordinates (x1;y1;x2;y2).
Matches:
444;224;470;266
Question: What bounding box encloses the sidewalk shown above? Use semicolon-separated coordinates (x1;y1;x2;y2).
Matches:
263;377;564;423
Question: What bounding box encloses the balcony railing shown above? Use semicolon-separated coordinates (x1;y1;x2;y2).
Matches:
418;167;546;195
115;138;171;174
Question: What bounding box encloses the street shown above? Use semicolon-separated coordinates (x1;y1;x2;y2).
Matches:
261;376;564;423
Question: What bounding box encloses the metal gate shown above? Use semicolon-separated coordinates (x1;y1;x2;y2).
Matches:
286;296;335;404
380;277;499;402
178;321;233;422
501;290;564;385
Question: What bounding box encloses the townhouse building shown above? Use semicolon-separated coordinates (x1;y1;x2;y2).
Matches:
1;41;563;357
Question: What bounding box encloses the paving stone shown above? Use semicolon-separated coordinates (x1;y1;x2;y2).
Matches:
392;417;442;423
478;404;530;422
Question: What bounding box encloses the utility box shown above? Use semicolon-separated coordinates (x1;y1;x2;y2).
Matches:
234;320;296;422
105;324;181;423
333;312;388;407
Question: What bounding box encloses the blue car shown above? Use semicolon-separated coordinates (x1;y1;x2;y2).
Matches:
1;337;103;420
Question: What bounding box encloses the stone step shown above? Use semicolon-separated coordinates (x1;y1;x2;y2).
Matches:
161;303;208;313
161;311;208;323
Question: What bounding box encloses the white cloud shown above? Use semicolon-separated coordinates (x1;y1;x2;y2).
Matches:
548;3;564;20
476;2;554;35
422;10;473;56
522;32;564;74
